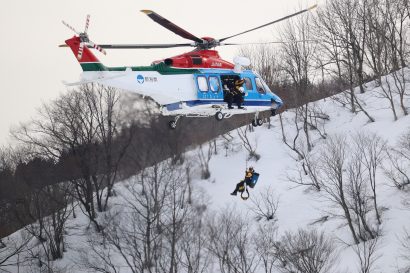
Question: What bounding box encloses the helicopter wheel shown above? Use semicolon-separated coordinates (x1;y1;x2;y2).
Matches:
252;119;258;127
169;120;177;130
271;109;277;116
257;118;264;126
215;111;224;121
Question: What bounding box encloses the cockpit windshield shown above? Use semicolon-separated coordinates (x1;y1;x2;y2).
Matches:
255;77;273;95
261;79;273;94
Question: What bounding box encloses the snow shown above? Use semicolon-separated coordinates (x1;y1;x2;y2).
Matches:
2;70;410;272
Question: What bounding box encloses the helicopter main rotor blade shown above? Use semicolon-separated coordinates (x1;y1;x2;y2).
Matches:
220;40;318;46
96;43;195;49
59;43;195;49
219;4;317;42
62;20;80;35
84;14;90;33
140;10;204;44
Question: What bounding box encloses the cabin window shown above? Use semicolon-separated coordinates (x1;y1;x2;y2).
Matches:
197;76;209;92
255;78;266;94
244;77;253;90
209;76;220;92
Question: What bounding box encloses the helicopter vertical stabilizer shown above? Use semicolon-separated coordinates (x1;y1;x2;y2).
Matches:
65;36;107;71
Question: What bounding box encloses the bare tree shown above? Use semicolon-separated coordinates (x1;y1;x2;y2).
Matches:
207;207;259;273
273;229;338;273
353;132;386;224
83;159;191;273
306;134;382;243
364;0;410;120
160;164;189;273
178;197;212;273
280;11;318;151
196;142;215;180
253;223;278;273
287;140;321;191
346;153;378;241
316;135;360;244
238;44;284;89
399;228;410;273
220;133;241;158
314;0;375;122
237;126;260;161
279;112;305;160
25;184;73;262
353;237;380;273
13;84;129;231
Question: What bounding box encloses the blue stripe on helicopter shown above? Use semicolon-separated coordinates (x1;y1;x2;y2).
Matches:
165;99;273;111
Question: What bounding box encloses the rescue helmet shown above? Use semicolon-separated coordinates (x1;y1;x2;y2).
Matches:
248;166;254;171
235;79;245;86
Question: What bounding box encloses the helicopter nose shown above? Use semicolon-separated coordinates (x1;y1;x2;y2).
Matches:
271;98;283;109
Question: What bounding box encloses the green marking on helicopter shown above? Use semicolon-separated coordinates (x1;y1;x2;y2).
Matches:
80;62;200;75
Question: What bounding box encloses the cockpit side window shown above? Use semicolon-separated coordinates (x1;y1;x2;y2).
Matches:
255;77;266;94
197;76;209;92
244;77;253;91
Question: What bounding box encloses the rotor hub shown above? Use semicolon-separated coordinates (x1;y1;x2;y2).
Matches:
197;37;219;50
79;33;89;43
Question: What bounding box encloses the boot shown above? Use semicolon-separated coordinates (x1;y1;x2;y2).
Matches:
230;191;237;196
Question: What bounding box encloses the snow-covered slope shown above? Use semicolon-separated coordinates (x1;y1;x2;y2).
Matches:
2;70;410;273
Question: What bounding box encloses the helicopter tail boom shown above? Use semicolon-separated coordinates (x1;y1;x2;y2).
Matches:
65;36;107;71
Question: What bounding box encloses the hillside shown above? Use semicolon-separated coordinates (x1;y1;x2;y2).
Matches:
1;70;410;273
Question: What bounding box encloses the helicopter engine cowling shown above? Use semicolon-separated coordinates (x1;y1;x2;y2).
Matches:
155;50;235;69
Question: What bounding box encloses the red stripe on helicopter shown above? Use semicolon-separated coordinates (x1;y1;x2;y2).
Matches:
65;36;100;63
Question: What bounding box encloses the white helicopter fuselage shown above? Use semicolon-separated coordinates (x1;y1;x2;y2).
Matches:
81;69;196;106
78;65;283;118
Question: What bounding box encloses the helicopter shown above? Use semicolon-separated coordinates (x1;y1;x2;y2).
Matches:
61;5;317;129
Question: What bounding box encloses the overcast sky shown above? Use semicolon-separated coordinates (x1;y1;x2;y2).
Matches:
0;0;319;145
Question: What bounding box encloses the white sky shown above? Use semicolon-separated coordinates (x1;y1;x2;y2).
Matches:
0;0;319;145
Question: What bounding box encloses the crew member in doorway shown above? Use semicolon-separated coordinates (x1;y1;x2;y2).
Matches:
233;79;245;109
223;83;235;109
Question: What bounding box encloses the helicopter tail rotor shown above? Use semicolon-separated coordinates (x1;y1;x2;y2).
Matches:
61;15;106;60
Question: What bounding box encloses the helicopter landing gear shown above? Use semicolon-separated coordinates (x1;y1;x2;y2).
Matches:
169;115;181;130
271;108;277;116
252;111;264;127
252;119;263;127
215;111;224;121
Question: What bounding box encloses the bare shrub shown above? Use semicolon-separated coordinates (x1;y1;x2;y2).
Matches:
384;129;410;189
207;207;259;273
0;232;32;270
248;186;279;222
274;229;338;273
